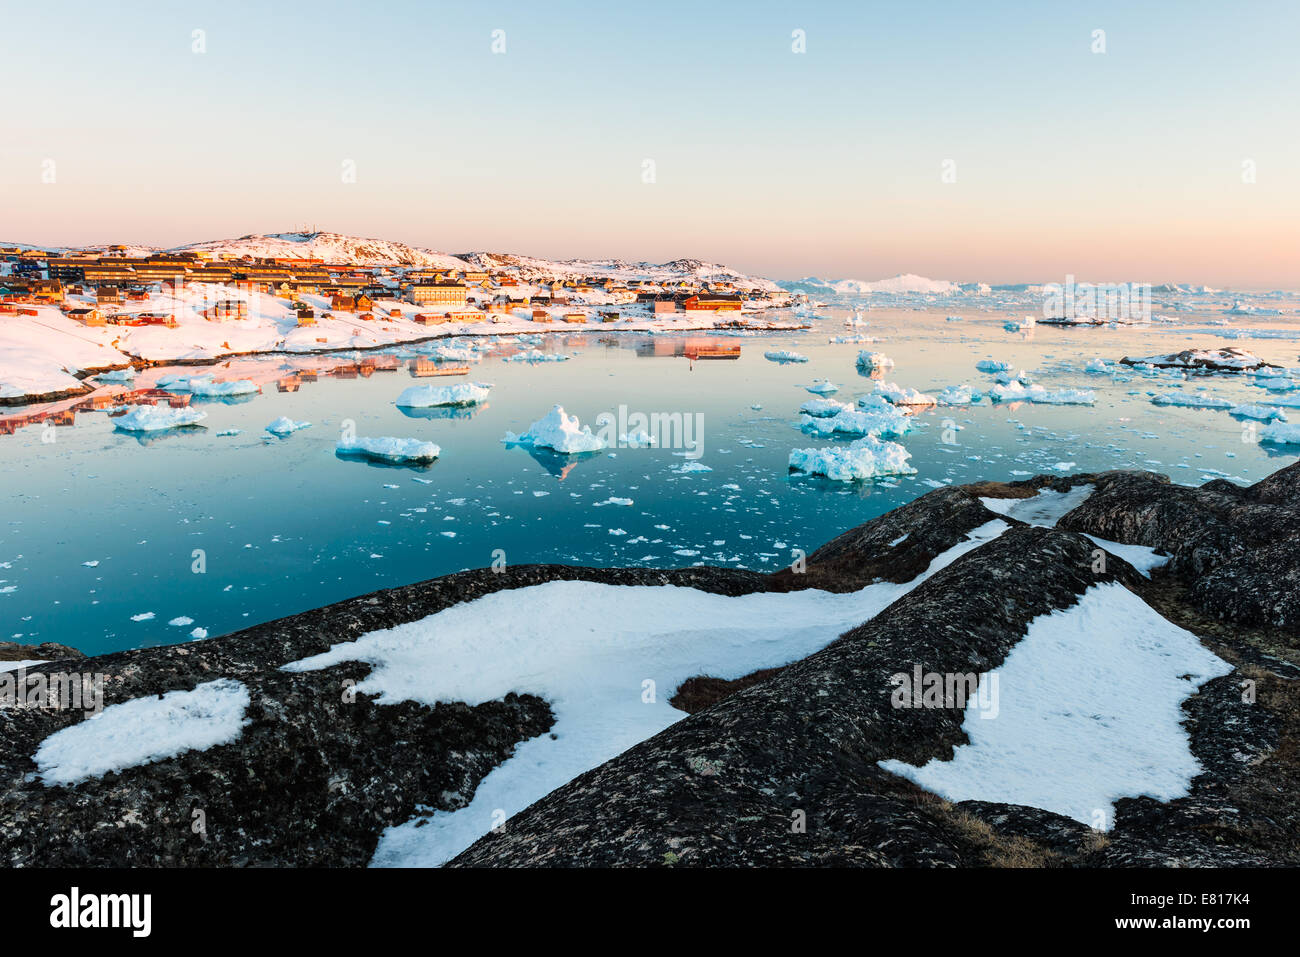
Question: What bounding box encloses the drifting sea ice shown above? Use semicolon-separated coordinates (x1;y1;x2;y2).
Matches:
1260;423;1300;445
1150;392;1234;409
395;382;492;408
872;381;937;407
336;436;441;464
990;382;1095;405
764;350;809;363
265;416;311;436
162;375;259;397
503;349;571;363
975;359;1011;373
33;679;252;786
800;398;852;418
788;435;917;481
111;406;207;432
937;385;981;406
1228;405;1286;422
805;380;840;395
503;405;607;454
856;351;895;372
798;406;912;440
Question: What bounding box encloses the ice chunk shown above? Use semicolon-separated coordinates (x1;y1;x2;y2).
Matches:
337;436;441;464
112;406;207;432
396;382;492;408
503;405;607;454
789;435;917;481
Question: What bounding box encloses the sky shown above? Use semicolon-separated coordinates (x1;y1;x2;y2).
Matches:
1;0;1297;287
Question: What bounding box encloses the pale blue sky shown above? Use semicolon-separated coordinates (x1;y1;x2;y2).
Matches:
1;0;1296;285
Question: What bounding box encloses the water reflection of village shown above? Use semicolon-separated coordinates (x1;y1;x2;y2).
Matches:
635;337;742;365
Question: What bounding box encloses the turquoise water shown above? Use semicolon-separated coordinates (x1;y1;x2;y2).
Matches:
2;308;1297;656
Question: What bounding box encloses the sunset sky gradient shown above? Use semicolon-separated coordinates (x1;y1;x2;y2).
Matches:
1;0;1296;287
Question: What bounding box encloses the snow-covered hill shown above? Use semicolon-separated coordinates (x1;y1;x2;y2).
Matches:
168;232;474;270
4;231;779;289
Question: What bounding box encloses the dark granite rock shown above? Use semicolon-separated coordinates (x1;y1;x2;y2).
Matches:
1055;461;1300;636
0;641;85;662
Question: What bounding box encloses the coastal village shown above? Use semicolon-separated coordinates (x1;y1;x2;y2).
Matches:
0;236;806;430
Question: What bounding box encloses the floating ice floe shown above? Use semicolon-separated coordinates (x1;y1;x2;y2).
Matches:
112;406;208;432
1260;423;1300;445
1228;404;1286;423
990;382;1095;405
159;374;259;396
937;385;981;406
619;429;657;447
265;416;311;436
856;351;894;372
788;435;916;481
799;406;912;439
805;380;840;395
503;405;606;454
872;381;937;407
1084;358;1113;374
503;349;571;363
395;382;492;408
33;678;252;786
800;398;851;418
829;335;877;344
424;345;481;363
975;359;1011;373
337;436;441;464
764;350;809;363
1149;392;1234;409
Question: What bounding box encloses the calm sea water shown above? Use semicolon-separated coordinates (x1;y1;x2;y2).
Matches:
2;307;1297;656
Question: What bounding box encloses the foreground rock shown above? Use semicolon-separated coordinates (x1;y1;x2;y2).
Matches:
2;462;1298;867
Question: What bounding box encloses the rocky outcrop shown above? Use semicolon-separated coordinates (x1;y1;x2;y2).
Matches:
0;641;84;662
3;462;1298;867
1056;462;1300;636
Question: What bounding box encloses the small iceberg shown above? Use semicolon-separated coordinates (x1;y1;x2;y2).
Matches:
789;435;917;482
1259;423;1300;445
266;416;312;436
503;405;607;455
765;350;809;363
396;382;492;408
112;406;207;432
336;436;441;465
856;351;895;372
1150;392;1234;409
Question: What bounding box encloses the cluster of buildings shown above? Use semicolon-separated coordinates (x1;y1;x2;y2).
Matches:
0;245;790;328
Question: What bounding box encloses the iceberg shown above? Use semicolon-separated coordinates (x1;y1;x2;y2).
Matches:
337;436;441;464
503;405;607;454
266;416;311;435
789;435;917;481
112;406;207;432
396;382;492;408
